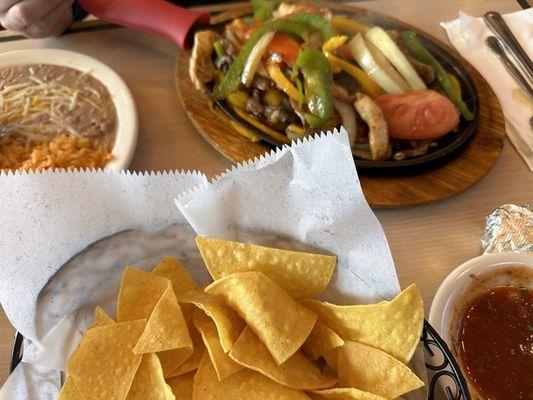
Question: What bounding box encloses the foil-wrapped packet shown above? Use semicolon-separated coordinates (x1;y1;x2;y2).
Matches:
482;204;533;254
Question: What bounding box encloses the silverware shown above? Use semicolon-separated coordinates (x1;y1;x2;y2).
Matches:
483;11;533;84
485;36;533;102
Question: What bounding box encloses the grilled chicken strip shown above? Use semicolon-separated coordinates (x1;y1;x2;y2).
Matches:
354;93;391;160
189;30;221;92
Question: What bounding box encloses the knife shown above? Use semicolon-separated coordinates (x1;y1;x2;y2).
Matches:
77;0;211;50
483;11;533;84
485;36;533;102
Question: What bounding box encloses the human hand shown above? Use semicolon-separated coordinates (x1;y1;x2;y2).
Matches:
0;0;74;38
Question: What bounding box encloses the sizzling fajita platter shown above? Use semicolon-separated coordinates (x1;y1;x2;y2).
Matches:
176;1;505;207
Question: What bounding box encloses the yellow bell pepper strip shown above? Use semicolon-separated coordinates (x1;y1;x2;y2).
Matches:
213;108;261;142
322;36;383;98
322;35;348;54
214;19;310;99
291;12;335;41
285;123;306;140
230;120;262;142
401;31;474;121
295;49;333;128
287;123;305;136
264;88;283;107
447;73;462;99
232;106;292;144
325;53;383;98
266;63;302;102
227;91;249;110
331;16;369;35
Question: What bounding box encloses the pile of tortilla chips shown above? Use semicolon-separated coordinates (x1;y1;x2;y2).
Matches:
59;237;425;400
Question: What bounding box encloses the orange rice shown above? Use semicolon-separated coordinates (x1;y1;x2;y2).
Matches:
0;134;112;173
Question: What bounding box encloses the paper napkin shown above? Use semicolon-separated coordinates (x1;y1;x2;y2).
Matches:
441;9;533;171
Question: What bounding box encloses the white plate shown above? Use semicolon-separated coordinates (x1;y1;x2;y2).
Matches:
429;252;533;348
0;49;138;171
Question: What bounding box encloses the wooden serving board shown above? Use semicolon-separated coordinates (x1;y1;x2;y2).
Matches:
175;3;505;208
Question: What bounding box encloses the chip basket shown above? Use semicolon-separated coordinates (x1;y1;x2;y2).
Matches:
10;320;470;400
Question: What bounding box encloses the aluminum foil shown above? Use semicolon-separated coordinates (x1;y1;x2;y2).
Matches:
482;204;533;254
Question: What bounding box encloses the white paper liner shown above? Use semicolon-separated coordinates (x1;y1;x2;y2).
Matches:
177;128;400;304
0;169;207;345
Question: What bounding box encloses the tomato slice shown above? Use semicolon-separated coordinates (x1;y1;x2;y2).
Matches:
245;28;301;66
375;90;460;140
267;33;301;66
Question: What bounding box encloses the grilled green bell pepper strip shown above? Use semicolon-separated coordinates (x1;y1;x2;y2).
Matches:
295;49;333;128
401;31;474;121
214;19;310;99
252;0;279;21
291;12;335;41
213;41;226;58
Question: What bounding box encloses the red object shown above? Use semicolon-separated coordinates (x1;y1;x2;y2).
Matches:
376;90;459;140
77;0;210;49
267;34;301;66
456;286;532;400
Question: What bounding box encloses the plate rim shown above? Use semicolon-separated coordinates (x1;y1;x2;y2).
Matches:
0;48;138;171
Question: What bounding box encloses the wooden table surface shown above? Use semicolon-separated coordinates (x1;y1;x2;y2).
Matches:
0;0;531;387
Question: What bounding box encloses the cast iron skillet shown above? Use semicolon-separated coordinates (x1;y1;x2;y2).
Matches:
208;14;479;172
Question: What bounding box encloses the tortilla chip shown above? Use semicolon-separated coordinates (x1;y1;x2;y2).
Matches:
337;341;424;399
323;348;338;373
309;388;387;400
158;304;196;377
152;257;199;297
180;290;244;353
134;285;192;354
196;237;336;299
67;319;145;400
117;267;170;322
159;347;195;379
302;284;424;363
302;322;344;360
193;309;243;380
192;352;311;400
166;318;205;378
93;306;115;327
58;377;82;399
167;346;204;378
126;353;175;400
229;326;336;390
166;371;195;400
205;272;317;364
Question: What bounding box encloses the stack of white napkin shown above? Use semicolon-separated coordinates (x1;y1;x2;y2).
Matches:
441;9;533;171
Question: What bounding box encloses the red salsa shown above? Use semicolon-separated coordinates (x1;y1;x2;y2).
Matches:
455;285;532;400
